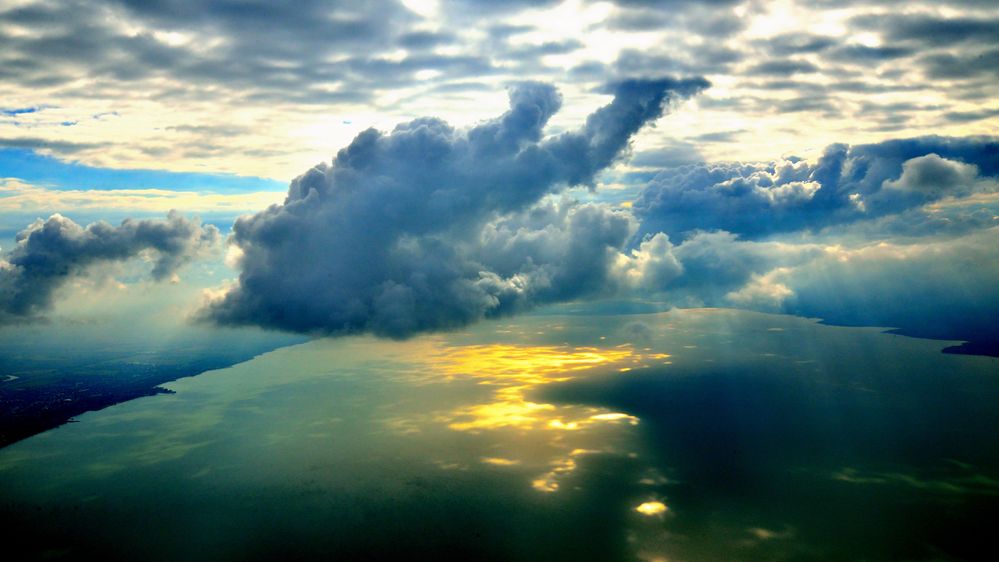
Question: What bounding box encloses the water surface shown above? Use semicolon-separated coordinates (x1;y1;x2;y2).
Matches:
1;309;996;560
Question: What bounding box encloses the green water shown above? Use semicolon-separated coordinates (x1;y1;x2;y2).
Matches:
1;309;997;560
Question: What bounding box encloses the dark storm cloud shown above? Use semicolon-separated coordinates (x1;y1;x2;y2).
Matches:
749;78;926;96
0;137;105;153
343;54;496;84
397;31;457;50
743;80;819;93
840;13;999;83
853;14;999;48
0;0;430;104
919;49;999;81
770;96;836;114
942;108;999;123
505;39;584;58
825;45;915;63
424;81;494;95
615;51;694;77
447;0;561;13
108;0;390;43
165;124;254;137
742;13;999;107
634;136;999;240
745;60;820;77
485;23;535;40
856;101;940;115
200;78;709;337
471;200;642;306
0;212;219;324
760;34;838;56
611;0;742;4
599;46;742;86
607;7;744;36
692;130;744;143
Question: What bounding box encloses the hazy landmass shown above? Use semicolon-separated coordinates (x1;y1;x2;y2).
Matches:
0;327;306;449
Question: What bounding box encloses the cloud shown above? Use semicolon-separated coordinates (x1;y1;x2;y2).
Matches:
825;44;914;62
0;178;284;215
0;0;412;105
634;136;999;240
609;46;743;82
0;137;104;153
745;60;820;77
613;232;684;292
650;231;822;306
609;220;999;344
629;141;704;168
606;133;999;346
778;228;999;342
1;0;995;179
759;34;838;56
200;78;708;337
817;194;999;241
607;4;745;36
0;211;219;324
853;13;999;48
919;49;999;81
397;30;457;50
882;153;981;198
942;108;999;124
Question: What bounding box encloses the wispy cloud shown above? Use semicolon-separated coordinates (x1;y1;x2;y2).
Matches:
0;178;284;215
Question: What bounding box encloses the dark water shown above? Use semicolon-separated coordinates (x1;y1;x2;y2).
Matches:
0;309;996;560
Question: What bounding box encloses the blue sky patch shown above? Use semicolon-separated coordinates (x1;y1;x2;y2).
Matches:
1;106;45;116
0;148;286;193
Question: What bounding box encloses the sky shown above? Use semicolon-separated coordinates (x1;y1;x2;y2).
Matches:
1;3;998;559
0;0;997;347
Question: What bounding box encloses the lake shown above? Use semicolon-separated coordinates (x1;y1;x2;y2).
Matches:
1;308;996;560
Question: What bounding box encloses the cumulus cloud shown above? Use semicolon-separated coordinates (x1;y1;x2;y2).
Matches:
200;78;708;337
193;78;996;348
604;134;999;346
608;220;999;344
634;136;999;240
644;231;823;306
613;233;684;291
882;153;982;198
0;211;219;324
777;229;999;342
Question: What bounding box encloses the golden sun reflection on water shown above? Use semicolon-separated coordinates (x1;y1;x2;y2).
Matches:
432;343;662;433
414;341;669;494
635;501;668;516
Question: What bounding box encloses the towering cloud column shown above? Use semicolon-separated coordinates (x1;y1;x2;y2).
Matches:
201;78;708;337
